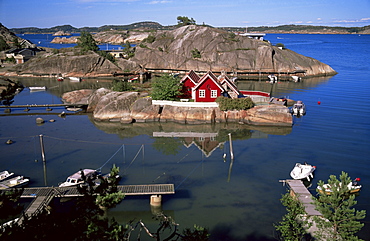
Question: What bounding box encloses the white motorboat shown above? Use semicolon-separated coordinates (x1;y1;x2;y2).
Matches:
268;74;278;84
0;170;14;181
290;162;316;181
0;176;29;190
291;76;301;82
69;77;82;82
29;86;46;91
59;169;99;187
292;100;306;116
317;178;361;195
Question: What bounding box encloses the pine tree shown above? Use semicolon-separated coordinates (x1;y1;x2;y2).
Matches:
313;171;366;240
76;31;99;54
274;191;310;240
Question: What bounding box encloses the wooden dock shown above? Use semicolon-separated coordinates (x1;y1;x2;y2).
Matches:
285;179;321;216
12;184;175;223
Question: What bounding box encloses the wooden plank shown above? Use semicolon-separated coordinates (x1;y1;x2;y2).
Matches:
285;179;322;217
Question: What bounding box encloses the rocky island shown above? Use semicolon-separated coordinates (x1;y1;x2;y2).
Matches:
1;24;336;78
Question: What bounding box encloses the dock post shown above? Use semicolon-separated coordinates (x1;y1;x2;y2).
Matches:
150;194;162;206
228;133;234;160
39;134;46;163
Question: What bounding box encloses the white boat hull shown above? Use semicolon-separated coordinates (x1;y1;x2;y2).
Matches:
290;163;316;181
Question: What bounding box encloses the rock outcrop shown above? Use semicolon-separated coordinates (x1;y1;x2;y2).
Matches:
62;88;293;126
132;25;336;76
2;24;336;78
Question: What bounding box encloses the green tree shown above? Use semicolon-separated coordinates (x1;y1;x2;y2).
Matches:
121;41;135;59
151;74;182;101
152;137;183;155
274;191;310;241
0;36;9;51
191;48;201;58
313;172;366;240
111;79;133;92
177;16;196;26
76;31;99;54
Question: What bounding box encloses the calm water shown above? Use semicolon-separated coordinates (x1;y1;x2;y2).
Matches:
1;33;370;240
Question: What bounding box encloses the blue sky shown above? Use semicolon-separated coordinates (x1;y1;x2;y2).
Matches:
1;0;370;28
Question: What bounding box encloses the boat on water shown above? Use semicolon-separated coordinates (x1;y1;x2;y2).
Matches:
57;77;64;81
69;77;82;82
59;169;99;187
0;176;29;189
29;86;46;91
290;162;316;181
0;170;14;181
291;100;306;116
317;178;361;195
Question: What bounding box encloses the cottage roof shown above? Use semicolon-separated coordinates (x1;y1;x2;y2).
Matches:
218;74;240;95
180;70;201;84
193;71;224;91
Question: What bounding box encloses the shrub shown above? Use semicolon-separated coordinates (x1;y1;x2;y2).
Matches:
216;96;254;111
112;79;133;92
191;48;201;58
275;43;286;49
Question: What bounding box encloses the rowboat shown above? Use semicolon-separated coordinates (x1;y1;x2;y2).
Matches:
290;162;316;181
291;100;306;116
29;86;46;91
0;176;29;190
317;178;361;195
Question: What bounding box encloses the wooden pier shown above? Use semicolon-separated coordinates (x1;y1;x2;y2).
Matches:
0;103;87;109
11;184;174;223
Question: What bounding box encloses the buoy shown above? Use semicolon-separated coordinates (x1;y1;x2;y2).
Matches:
317;100;321;105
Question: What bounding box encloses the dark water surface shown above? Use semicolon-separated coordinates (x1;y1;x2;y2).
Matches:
1;33;370;240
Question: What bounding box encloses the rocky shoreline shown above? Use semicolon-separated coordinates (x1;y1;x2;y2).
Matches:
62;88;293;126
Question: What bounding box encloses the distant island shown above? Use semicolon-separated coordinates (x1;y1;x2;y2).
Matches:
9;22;370;35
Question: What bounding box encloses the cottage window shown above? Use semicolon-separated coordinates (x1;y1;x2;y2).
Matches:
211;90;217;98
199;90;205;98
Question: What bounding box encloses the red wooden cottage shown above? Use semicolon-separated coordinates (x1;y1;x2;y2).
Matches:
192;71;226;102
179;70;200;99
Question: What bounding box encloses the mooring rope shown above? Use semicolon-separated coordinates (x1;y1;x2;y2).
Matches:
97;144;124;171
175;159;205;190
124;144;144;172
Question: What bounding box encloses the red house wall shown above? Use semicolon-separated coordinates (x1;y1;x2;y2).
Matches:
195;77;222;102
180;78;195;99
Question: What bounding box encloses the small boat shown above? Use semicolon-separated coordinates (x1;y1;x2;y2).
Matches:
268;74;278;84
57;77;64;81
290;162;316;181
317;178;361;195
29;86;46;91
59;169;99;187
291;76;301;82
0;176;29;190
291;100;306;116
0;171;14;181
69;77;82;82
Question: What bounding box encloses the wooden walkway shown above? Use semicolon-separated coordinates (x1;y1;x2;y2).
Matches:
285;179;321;216
14;184;175;223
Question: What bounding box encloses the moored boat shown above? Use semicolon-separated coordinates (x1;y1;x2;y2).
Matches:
0;176;29;189
69;77;82;82
317;178;361;195
59;169;99;187
0;171;14;181
290;162;316;181
291;100;306;116
29;86;46;91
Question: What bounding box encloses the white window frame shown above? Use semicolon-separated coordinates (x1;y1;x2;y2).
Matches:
199;89;205;98
211;90;217;98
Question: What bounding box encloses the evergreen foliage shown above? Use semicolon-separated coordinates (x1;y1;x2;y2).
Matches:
216;96;255;111
150;74;182;101
191;48;201;58
177;16;196;26
313;172;366;240
75;31;99;54
121;41;135;59
112;79;133;92
0;36;9;51
274;191;311;240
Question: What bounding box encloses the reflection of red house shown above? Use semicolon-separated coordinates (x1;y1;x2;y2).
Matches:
179;70;200;99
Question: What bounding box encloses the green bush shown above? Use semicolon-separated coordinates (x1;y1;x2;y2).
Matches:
112;79;133;92
216;96;254;111
191;48;201;58
275;43;286;49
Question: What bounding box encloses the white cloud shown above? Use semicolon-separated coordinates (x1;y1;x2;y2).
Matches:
148;0;171;4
